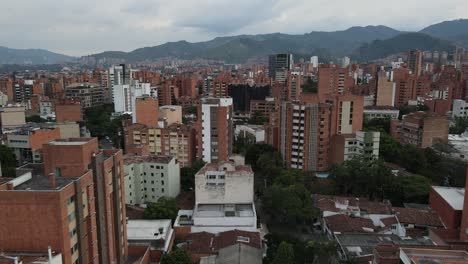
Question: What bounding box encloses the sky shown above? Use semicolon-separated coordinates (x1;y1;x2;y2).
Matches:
1;0;467;56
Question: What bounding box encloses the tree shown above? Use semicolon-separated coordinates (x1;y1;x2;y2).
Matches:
180;160;206;191
363;117;391;133
330;157;395;200
450;116;468;134
272;242;295;264
248;111;268;125
245;144;278;169
143;197;178;221
301;77;318;93
160;248;190;264
26;115;48;123
263;184;315;224
0;145;17;177
394;175;432;204
398;144;428;173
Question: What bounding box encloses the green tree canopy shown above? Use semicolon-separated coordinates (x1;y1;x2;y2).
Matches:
0;145;17;177
143;197;179;222
160;248;190;264
450;116;468;134
272;241;295;264
180;160;206;191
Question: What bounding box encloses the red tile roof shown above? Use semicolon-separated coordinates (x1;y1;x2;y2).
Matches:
393;207;444;227
324;214;375;233
185;230;261;254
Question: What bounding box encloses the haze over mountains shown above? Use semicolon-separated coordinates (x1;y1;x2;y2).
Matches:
1;19;467;65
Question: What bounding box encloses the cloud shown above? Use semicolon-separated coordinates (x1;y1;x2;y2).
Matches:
0;0;466;56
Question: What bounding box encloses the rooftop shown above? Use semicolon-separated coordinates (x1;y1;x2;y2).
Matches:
123;155;175;165
336;233;434;259
185;229;261;254
47;137;95;146
194;203;254;218
13;172;75;191
401;248;468;264
432;186;465;211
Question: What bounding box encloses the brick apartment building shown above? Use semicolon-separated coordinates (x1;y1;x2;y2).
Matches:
198;97;233;163
390;111;449;148
317;64;354;99
124;123;197;167
0;137;128;264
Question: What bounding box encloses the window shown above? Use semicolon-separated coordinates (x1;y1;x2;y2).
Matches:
68;212;76;222
161;180;164;185
71;243;79;254
161;188;164;193
69;227;77;238
237;236;250;243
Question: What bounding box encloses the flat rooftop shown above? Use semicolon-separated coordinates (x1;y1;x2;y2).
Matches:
47;138;95;145
194;203;255;218
124;155;174;165
335;233;434;259
14;174;75;191
401;248;468;264
432;186;465;210
127;219;172;241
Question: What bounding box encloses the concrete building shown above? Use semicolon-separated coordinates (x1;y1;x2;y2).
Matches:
391;112;449;148
0;105;26;133
234;124;265;144
39;100;55;120
6;126;61;164
310;56;319;68
376;71;396;106
126;219;175;253
269;53;293;83
0;91;8;106
198;97;233;163
452;99;468;118
124;155;180;205
330;131;380;165
175;159;257;234
65;83;105;109
158;105;182;126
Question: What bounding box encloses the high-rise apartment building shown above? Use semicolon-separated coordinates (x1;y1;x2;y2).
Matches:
375;71;396;106
42;138;128;264
278;101;333;172
113;81;151;115
317;64;353;99
0;137;128;264
268;53;293;83
391;112;449;148
407;49;423;76
198;97;233;163
325;94;364;135
65;83;105;109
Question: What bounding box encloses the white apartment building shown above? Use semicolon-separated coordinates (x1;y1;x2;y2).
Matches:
344;131;380;161
452;99;468;118
124;155;180;205
175;158;257;234
113;81;151;117
200;97;233;163
234;124;265;143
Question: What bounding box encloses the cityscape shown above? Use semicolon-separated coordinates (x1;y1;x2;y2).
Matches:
1;2;468;264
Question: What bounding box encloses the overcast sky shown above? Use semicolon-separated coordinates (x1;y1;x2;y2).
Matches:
1;0;467;56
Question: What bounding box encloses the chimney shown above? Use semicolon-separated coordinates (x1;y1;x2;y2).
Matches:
49;173;56;188
6;183;14;190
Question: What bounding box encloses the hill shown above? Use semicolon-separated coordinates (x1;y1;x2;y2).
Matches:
351;33;456;62
84;25;401;64
420;19;468;48
0;46;75;64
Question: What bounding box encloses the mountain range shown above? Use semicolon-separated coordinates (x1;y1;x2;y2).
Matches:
1;19;468;65
0;46;75;65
